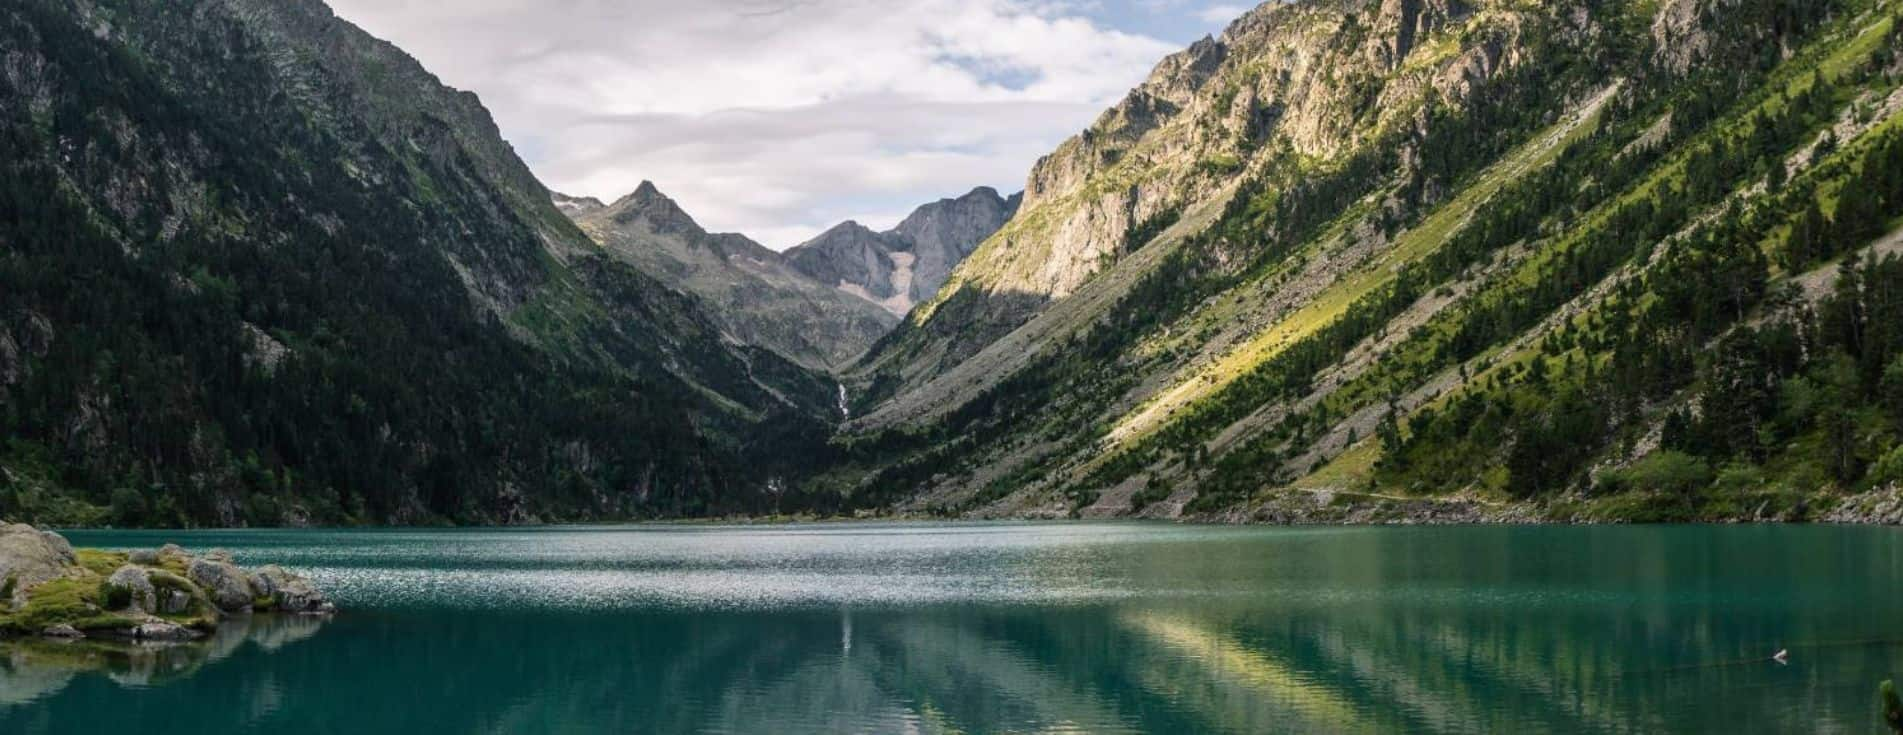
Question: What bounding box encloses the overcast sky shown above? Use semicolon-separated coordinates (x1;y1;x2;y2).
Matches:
327;0;1249;249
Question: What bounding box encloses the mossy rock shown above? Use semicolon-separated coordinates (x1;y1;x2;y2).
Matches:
75;549;128;577
0;577;138;635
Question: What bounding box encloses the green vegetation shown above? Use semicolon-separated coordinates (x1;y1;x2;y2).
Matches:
829;0;1903;522
0;577;136;635
0;0;839;527
8;0;1903;525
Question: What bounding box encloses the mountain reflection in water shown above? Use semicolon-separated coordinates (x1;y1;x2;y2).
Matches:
2;523;1898;734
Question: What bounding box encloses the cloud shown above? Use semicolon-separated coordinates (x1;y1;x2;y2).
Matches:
1197;4;1253;24
327;0;1185;248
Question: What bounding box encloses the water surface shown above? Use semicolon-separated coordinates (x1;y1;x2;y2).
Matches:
5;523;1903;733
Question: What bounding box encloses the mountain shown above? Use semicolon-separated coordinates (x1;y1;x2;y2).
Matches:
829;0;1903;522
10;0;1903;528
0;0;842;527
784;187;1022;317
560;182;898;369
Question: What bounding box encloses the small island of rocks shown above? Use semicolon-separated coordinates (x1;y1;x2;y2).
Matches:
0;523;334;642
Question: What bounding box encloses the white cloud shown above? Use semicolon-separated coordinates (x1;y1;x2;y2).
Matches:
1197;4;1252;24
327;0;1182;248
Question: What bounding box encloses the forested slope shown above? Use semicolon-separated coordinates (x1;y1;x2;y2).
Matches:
831;0;1903;522
0;0;839;527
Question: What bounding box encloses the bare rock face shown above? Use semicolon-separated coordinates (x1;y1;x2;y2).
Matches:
551;191;605;217
785;222;903;302
0;310;53;388
1649;0;1782;77
785;188;1021;317
890;188;1024;305
0;524;75;608
1650;0;1729;75
864;0;1555;390
560;182;899;368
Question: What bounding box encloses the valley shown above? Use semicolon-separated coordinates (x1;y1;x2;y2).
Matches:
4;0;1903;527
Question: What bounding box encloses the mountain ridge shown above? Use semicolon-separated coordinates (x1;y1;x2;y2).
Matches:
0;0;840;527
783;186;1023;317
9;0;1903;528
824;0;1903;524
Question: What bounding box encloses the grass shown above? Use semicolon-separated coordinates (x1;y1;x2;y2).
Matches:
0;577;137;635
75;549;127;577
1289;436;1383;491
1101;82;1618;452
1274;9;1903;492
0;547;222;636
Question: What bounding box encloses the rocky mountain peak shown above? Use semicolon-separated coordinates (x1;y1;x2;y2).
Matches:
551;191;606;216
606;180;704;235
785;187;1020;316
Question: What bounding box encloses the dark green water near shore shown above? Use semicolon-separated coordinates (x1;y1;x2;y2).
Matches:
5;523;1903;733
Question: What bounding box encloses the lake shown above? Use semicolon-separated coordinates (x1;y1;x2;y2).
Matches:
4;523;1902;733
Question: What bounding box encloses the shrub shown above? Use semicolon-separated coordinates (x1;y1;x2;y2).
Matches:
1132;477;1172;512
1870;445;1903;489
1598;451;1713;497
99;579;132;611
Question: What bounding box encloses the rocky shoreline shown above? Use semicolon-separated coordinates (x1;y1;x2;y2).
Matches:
0;523;333;643
1186;484;1903;526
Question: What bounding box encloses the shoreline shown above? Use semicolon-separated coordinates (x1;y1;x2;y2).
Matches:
35;484;1903;531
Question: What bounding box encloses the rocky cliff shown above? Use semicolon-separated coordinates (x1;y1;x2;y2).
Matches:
562;182;899;369
853;0;1556;395
828;0;1903;523
784;187;1021;317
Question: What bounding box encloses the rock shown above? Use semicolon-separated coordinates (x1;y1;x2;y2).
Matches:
104;566;157;614
256;566;333;614
128;549;160;566
187;559;254;613
0;523;75;607
559;180;901;369
157;543;187;560
130;621;199;641
158;588;191;615
246;570;276;600
41;624;84;639
37;531;75;564
783;188;1021;317
204;548;234;564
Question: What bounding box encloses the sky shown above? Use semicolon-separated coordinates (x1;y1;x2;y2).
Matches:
327;0;1250;249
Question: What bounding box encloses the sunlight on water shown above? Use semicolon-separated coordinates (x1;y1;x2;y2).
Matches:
7;523;1903;734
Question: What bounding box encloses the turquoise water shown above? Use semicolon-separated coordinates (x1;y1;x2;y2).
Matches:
4;523;1903;733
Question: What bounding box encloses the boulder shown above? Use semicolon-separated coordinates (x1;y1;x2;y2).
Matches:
204;548;234;564
159;588;191;615
0;523;74;607
41;624;84;639
256;565;334;614
128;549;160;566
37;531;75;564
104;566;156;614
130;621;199;641
186;559;254;613
156;543;187;561
246;570;276;599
